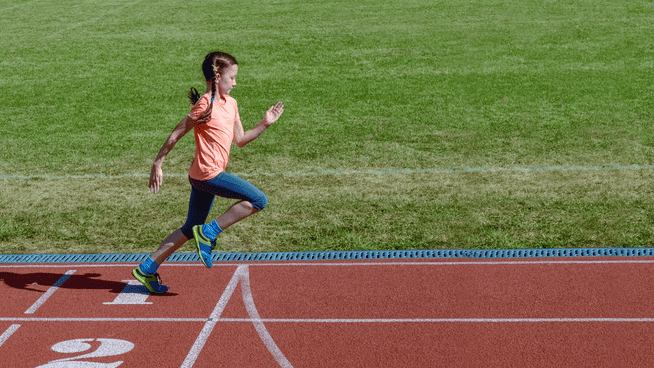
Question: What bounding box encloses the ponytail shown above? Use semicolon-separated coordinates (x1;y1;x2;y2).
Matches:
188;87;201;105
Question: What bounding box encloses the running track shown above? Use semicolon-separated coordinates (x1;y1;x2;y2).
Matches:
2;251;654;367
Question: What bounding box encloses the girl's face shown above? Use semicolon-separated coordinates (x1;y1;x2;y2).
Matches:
216;64;238;95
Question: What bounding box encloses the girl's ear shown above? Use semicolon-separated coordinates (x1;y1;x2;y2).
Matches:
212;65;221;79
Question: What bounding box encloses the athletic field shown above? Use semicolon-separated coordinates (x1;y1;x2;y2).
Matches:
1;0;653;254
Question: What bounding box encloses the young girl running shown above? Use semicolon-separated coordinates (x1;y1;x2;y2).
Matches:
133;51;284;294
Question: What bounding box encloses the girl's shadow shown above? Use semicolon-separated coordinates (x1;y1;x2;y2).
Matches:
0;271;178;296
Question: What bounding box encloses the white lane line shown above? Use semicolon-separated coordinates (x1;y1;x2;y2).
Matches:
0;324;20;348
24;270;76;314
0;318;206;322
3;317;654;323
181;266;244;368
215;318;654;323
4;260;654;268
240;265;293;368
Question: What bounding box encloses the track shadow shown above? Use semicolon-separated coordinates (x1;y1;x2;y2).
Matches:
0;272;178;296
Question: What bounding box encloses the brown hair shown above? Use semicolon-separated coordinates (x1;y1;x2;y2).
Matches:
188;51;238;112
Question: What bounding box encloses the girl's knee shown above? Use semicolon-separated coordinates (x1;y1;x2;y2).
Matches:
252;193;268;211
180;225;194;240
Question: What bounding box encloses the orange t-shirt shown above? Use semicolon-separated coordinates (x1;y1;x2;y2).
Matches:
187;93;240;180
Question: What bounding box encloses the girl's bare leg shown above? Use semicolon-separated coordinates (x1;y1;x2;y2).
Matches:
150;201;257;265
151;228;188;265
215;200;260;230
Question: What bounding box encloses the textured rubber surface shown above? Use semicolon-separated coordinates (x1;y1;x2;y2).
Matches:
1;248;653;264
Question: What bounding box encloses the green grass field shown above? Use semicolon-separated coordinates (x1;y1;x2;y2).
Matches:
1;0;653;254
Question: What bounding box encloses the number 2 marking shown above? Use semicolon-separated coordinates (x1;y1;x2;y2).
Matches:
35;338;134;368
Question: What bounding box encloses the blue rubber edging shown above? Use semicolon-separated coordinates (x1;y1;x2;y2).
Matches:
1;248;654;264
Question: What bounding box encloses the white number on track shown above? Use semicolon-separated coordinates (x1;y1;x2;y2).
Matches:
35;338;134;368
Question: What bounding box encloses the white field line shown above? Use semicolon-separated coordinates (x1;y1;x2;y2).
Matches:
0;0;42;12
181;265;293;368
240;265;293;368
2;164;653;180
1;0;143;35
0;318;207;322
211;318;654;323
0;324;20;348
180;265;243;368
50;1;143;37
24;270;76;314
3;317;654;323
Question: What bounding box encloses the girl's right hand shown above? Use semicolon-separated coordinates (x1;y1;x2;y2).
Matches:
263;101;284;127
149;163;163;194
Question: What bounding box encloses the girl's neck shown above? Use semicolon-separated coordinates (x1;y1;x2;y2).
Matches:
205;81;225;101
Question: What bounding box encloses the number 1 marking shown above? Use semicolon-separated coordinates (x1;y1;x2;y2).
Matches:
103;280;153;305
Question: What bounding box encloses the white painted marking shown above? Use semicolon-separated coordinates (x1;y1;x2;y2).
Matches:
103;280;152;305
3;317;654;323
0;324;20;348
0;0;41;13
240;265;293;367
25;270;76;314
36;338;134;367
50;338;95;354
214;318;654;323
36;360;123;367
50;338;134;362
2;163;653;180
181;266;244;368
0;317;207;322
181;266;293;367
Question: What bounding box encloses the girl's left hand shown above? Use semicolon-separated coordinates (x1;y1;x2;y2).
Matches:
263;102;284;127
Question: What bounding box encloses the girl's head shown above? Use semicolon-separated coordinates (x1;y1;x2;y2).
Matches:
189;51;238;104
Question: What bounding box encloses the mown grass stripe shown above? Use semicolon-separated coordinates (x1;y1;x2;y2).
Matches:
2;164;654;180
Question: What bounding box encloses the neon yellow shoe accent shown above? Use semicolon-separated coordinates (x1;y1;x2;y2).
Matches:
132;267;168;294
192;225;213;268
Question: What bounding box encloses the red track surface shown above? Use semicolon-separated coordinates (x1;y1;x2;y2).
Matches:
2;257;654;367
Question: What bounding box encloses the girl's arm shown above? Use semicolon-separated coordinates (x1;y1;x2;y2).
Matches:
149;116;195;194
233;102;284;148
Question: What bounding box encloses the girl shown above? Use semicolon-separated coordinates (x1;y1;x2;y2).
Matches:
133;51;284;294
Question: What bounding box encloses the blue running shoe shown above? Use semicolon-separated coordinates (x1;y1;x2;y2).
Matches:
192;225;213;268
132;267;168;294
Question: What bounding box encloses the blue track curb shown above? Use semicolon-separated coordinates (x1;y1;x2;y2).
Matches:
1;248;654;264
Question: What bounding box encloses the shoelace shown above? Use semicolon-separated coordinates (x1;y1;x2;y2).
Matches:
154;273;163;285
